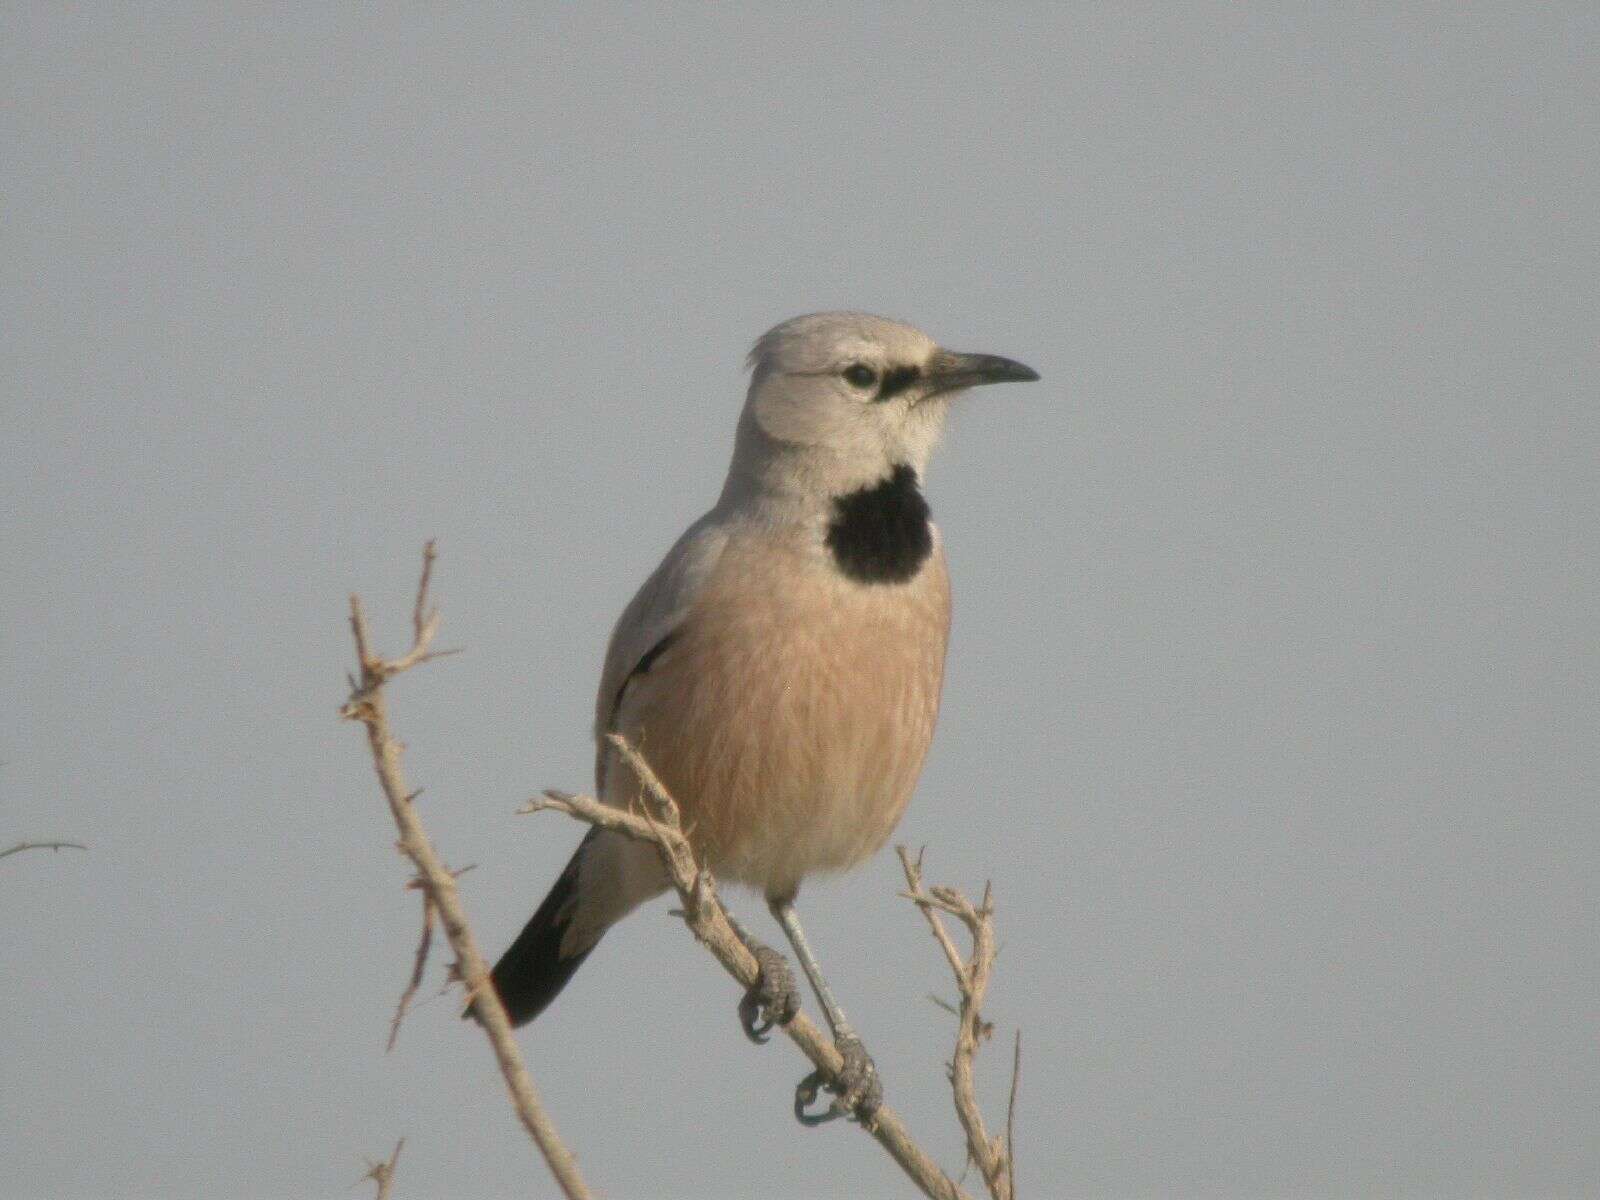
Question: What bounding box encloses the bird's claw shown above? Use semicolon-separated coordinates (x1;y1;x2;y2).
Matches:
794;1033;882;1126
738;945;800;1044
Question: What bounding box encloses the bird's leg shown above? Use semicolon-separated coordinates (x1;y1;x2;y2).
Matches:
726;910;800;1044
770;894;883;1125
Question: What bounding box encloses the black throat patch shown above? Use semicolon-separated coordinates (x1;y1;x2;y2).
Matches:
825;463;933;584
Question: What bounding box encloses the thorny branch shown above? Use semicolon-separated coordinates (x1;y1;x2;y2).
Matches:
528;785;969;1200
341;542;592;1200
898;847;1018;1200
529;741;1018;1200
346;543;1022;1200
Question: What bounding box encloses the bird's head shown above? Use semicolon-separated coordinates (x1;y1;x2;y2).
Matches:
727;312;1039;502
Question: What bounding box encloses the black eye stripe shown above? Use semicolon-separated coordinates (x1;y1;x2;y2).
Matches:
875;364;921;401
836;361;922;399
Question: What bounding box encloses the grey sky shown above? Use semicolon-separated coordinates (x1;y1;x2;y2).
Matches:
4;5;1596;1198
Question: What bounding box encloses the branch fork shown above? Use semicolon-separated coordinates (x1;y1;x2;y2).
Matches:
899;848;1019;1200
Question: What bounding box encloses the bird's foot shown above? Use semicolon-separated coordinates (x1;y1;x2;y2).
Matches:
795;1032;883;1126
738;944;800;1044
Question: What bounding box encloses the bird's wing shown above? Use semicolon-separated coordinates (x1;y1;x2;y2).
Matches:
593;511;731;793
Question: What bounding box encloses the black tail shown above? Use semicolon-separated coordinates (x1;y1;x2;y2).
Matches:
469;831;602;1028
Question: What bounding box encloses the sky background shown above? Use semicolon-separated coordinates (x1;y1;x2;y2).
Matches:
4;5;1597;1199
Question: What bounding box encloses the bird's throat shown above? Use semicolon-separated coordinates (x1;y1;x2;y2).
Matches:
824;464;933;585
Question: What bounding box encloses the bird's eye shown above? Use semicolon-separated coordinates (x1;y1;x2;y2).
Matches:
842;363;878;390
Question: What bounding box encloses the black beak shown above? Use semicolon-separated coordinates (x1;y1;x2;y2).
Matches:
924;349;1041;399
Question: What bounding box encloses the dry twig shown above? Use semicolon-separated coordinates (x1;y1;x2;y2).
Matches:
1;841;87;860
387;889;436;1053
341;542;592;1200
897;847;1016;1200
1005;1029;1022;1192
361;1137;405;1200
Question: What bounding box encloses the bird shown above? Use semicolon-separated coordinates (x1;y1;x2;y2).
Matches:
481;311;1038;1120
